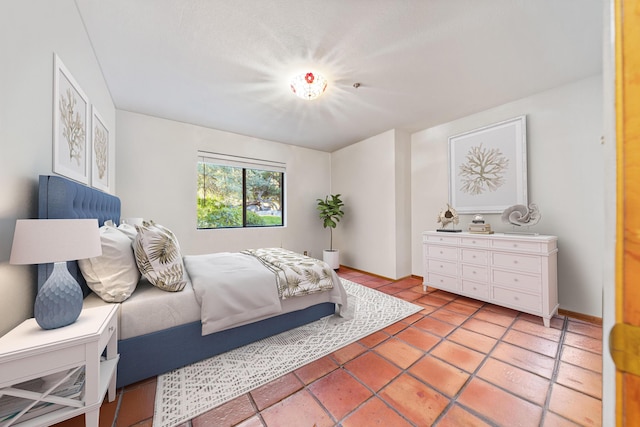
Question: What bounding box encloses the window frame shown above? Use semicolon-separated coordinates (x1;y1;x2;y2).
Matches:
197;152;286;230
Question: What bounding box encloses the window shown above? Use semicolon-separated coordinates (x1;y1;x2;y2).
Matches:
197;152;285;229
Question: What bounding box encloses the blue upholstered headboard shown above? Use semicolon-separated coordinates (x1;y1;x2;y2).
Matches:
37;175;121;295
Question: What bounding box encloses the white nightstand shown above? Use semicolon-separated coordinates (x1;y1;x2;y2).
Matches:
0;304;119;427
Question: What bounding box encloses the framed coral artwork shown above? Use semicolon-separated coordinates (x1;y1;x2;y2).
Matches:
53;53;89;184
448;116;527;213
91;106;111;192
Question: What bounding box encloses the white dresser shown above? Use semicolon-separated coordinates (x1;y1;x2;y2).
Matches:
423;231;558;327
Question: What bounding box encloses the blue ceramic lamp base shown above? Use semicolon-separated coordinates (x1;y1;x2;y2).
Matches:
34;261;83;330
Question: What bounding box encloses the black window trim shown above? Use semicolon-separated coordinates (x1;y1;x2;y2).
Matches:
197;151;286;229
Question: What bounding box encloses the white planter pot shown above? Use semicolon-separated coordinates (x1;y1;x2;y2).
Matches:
323;249;340;270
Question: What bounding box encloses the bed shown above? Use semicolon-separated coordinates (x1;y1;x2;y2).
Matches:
37;175;347;388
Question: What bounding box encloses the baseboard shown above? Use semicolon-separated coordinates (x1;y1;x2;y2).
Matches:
558;309;602;326
338;265;395;282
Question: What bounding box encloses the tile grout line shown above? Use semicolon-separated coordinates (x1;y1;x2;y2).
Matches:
464;313;566;425
539;315;570;425
431;305;518;427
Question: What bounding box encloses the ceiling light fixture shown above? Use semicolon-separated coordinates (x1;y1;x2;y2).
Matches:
290;72;327;100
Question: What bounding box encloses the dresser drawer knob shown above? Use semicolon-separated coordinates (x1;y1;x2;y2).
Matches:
514;278;519;282
514;296;519;301
513;260;518;264
109;326;115;333
472;271;477;274
472;255;476;259
473;286;477;291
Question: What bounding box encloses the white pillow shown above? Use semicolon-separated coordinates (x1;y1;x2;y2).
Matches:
117;222;138;241
78;224;140;302
133;221;186;292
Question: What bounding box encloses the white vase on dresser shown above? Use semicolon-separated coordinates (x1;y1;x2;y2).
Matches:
422;231;559;327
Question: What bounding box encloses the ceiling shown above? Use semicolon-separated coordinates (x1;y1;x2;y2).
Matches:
75;0;603;153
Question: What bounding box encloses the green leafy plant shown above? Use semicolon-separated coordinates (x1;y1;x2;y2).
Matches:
316;194;345;251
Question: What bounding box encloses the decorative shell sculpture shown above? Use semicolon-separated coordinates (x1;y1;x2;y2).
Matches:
501;203;541;227
437;204;459;229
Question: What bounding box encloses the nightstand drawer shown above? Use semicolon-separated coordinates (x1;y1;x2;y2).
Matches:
0;345;84;386
426;245;458;261
98;309;118;351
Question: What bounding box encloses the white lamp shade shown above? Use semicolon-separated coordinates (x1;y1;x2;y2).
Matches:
10;219;102;265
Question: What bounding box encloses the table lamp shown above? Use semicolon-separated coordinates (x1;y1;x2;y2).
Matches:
10;219;102;329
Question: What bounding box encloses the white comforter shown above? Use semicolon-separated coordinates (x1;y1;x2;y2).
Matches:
184;251;346;336
184;252;347;335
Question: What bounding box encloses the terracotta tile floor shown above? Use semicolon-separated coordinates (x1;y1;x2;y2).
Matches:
55;267;603;427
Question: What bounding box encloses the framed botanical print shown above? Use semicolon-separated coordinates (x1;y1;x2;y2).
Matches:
53;53;89;184
91;105;111;192
448;116;527;213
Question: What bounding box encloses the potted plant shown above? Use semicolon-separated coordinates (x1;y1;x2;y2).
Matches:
316;194;344;269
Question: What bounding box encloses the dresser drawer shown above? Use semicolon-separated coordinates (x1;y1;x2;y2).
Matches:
492;287;541;312
461;264;488;282
491;239;542;253
460;248;488;265
426;245;458;261
460;236;489;248
427;259;458;276
426;273;458;292
424;234;459;245
492;269;541;292
461;280;489;300
492;252;541;273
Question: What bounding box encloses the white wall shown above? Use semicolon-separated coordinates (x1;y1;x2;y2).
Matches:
331;129;412;279
394;130;412;277
411;75;604;317
0;1;116;335
116;111;332;258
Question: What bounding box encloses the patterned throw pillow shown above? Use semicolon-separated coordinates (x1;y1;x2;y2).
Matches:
133;220;186;292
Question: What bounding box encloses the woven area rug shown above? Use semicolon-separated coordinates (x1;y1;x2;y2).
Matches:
153;279;422;427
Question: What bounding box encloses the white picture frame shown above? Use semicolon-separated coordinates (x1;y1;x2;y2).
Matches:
91;105;111;192
448;116;527;214
53;53;89;184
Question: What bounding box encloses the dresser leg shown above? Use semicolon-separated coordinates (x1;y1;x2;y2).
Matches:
543;317;551;328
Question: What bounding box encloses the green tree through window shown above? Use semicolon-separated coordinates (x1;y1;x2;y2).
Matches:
197;158;284;229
